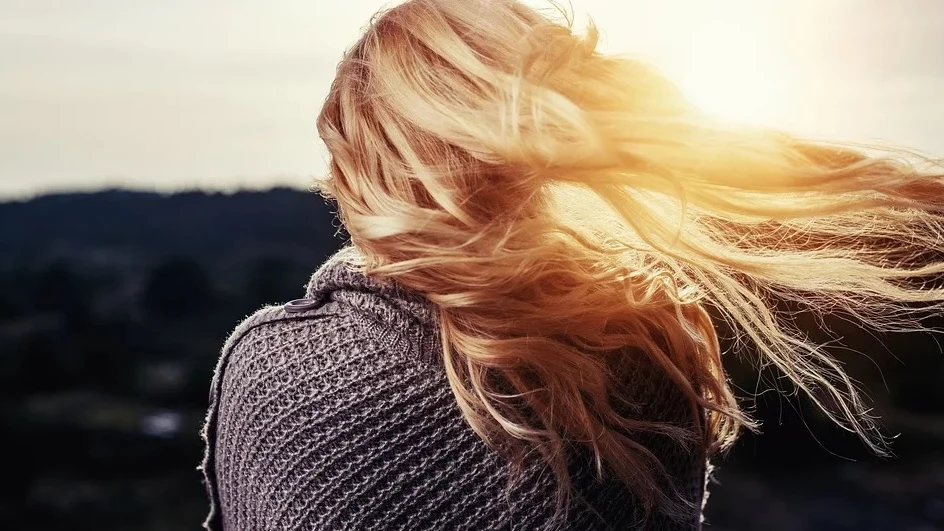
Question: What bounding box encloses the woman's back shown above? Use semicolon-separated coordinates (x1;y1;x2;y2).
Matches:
200;247;708;530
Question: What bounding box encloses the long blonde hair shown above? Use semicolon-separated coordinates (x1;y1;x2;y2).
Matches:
314;0;944;522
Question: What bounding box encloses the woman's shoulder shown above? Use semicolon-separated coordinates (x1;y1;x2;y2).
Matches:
216;301;371;385
200;301;452;529
209;299;428;424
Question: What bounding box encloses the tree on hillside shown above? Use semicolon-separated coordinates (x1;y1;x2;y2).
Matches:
32;262;91;328
141;258;217;319
245;256;308;306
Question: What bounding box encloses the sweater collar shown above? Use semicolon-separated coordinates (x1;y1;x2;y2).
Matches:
305;245;439;333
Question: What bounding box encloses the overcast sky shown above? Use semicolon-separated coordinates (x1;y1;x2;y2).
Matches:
1;0;942;198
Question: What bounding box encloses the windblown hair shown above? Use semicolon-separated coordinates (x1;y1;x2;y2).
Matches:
315;0;944;523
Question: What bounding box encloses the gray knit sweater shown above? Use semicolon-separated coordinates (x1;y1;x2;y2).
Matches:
200;245;710;530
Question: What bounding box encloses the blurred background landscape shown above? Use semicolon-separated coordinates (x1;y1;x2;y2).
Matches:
0;188;942;530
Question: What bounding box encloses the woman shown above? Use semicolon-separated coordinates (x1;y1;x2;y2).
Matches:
199;0;944;529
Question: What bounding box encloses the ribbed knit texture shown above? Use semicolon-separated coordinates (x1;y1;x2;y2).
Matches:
200;245;710;530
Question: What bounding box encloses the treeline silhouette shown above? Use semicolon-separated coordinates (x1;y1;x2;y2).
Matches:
0;188;941;530
0;189;347;530
0;188;343;265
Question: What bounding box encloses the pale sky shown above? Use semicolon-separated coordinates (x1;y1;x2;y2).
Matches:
1;0;942;198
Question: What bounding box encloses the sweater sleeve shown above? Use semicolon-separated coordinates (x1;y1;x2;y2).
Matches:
199;305;482;531
198;305;354;531
200;305;295;531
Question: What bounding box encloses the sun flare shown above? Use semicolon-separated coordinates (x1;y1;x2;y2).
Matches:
644;0;788;125
669;5;790;126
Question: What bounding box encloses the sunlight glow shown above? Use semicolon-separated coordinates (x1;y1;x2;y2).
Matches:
670;4;791;126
